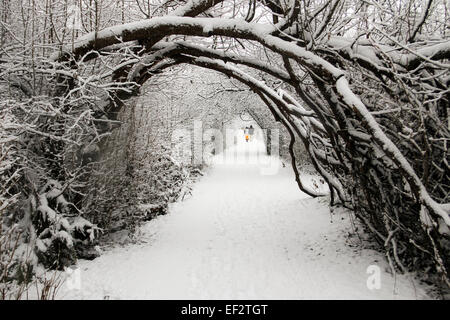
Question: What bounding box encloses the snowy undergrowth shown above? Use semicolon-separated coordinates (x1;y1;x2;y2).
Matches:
0;101;103;299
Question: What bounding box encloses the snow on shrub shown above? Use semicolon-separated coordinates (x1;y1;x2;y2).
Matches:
0;98;102;297
32;180;101;269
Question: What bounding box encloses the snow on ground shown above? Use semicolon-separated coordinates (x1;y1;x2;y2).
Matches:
56;133;432;300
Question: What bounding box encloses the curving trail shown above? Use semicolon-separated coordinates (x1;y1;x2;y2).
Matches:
57;135;431;299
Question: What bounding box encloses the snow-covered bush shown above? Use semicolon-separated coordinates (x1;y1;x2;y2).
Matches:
0;96;101;297
32;180;101;269
80;103;197;236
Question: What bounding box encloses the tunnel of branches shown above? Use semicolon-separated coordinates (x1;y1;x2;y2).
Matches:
2;0;449;289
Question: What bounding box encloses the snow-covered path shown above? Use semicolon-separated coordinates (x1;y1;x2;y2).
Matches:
58;137;431;300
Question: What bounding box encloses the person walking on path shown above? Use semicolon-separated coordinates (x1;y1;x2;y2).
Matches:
244;126;250;142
